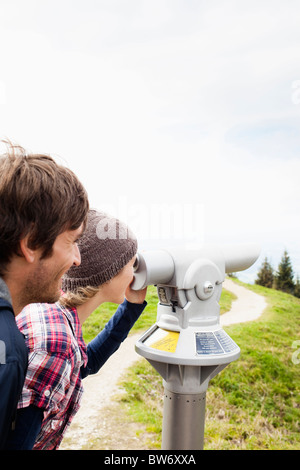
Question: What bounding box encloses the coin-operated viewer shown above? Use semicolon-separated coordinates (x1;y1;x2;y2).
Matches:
131;244;260;450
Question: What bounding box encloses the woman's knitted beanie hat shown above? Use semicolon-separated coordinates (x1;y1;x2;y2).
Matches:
62;209;137;292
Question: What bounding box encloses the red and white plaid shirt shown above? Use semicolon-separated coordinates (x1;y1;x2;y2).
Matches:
16;301;88;450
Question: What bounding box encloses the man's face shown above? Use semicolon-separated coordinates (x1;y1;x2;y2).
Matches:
24;224;83;305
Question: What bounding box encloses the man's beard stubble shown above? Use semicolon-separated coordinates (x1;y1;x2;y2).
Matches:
22;260;62;307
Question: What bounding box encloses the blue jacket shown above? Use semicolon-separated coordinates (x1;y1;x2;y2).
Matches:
0;280;28;449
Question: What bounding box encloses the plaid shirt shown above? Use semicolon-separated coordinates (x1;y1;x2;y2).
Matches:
16;302;88;450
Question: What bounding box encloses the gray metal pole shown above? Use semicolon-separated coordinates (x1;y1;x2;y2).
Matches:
161;388;206;450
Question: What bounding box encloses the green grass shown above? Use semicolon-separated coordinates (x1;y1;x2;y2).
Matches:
83;282;300;450
204;283;300;449
220;287;237;314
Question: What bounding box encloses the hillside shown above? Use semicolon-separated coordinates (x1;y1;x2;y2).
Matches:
61;282;300;450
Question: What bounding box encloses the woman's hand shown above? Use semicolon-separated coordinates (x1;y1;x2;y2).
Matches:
125;282;147;304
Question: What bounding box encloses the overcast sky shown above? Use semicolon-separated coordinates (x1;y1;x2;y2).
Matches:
0;0;300;281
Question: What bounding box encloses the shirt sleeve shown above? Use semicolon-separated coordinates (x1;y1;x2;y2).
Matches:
81;299;147;378
19;350;72;412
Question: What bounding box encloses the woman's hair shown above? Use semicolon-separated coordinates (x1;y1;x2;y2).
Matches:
0;140;89;275
59;285;101;309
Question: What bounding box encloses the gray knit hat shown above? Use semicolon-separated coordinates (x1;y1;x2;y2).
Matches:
62;209;137;292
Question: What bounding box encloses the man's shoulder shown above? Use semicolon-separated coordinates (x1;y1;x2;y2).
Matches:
0;299;27;368
0;297;13;312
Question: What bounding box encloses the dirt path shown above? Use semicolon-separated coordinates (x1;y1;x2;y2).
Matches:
221;278;267;326
60;279;267;450
60;332;141;450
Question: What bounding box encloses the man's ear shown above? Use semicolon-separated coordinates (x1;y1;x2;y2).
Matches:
19;236;37;263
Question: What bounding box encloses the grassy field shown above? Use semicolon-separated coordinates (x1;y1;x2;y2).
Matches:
205;281;300;449
82;282;300;450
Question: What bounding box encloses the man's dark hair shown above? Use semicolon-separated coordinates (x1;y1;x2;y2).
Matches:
0;140;89;275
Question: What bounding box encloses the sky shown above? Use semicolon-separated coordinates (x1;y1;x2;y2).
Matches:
0;0;300;282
